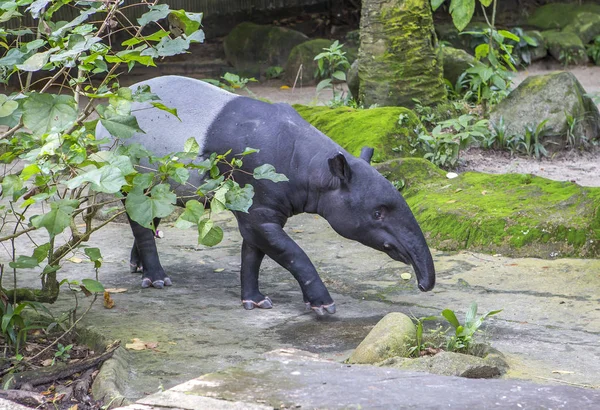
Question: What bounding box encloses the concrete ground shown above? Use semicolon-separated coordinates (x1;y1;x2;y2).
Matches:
12;209;599;408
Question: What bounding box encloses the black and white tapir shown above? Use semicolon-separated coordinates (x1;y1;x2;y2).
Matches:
97;76;435;315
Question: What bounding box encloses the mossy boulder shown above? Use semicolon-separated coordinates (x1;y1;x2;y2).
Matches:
284;39;331;86
525;30;548;62
563;12;600;45
358;0;446;107
347;59;359;99
541;30;588;65
490;72;600;148
293;104;423;162
223;22;308;78
376;158;600;258
528;3;600;31
441;46;480;86
348;312;416;364
344;30;360;64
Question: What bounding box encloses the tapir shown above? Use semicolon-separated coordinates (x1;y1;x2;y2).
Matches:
97;75;435;315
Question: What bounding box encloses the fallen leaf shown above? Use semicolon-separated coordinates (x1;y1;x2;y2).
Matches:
214;268;225;273
400;273;411;280
41;358;53;367
68;257;82;263
446;172;458;179
552;370;574;375
481;190;487;195
126;338;159;351
454;188;463;193
280;85;290;90
293;229;304;233
446;199;457;203
69;404;79;410
145;342;159;349
103;291;115;309
105;288;128;293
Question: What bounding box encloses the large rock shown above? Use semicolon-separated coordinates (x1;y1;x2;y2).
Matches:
376;158;600;258
528;3;600;30
358;0;446;107
223;22;308;78
348;312;416;364
441;46;479;86
563;12;600;44
284;39;332;86
525;30;547;62
541;30;588;65
490;72;600;147
293;104;424;161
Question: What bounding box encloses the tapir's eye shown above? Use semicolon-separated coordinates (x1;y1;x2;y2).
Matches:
373;210;383;220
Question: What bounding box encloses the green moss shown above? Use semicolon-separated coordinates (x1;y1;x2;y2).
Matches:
293;105;423;162
528;3;600;30
376;158;600;258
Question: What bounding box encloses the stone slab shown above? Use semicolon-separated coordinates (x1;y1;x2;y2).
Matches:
118;349;600;409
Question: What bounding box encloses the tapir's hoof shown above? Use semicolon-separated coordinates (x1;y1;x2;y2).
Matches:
164;277;172;287
311;303;336;316
152;280;165;289
141;278;152;288
141;278;170;289
242;297;273;310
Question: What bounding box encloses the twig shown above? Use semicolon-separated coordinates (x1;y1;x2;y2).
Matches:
534;376;597;389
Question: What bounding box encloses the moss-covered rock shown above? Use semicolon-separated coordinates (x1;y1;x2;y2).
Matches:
348;312;416;364
293;104;423;161
358;0;446;107
528;3;600;31
490;71;600;148
541;30;588;65
283;39;331;86
525;30;547;62
347;59;359;99
563;12;600;44
344;30;360;64
376;158;600;258
223;22;308;78
441;46;480;86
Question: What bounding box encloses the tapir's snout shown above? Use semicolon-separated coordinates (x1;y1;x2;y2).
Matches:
386;241;435;292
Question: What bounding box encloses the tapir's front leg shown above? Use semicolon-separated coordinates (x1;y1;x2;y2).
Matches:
238;214;336;315
127;216;172;289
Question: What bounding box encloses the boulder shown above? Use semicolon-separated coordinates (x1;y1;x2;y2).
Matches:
375;158;600;258
490;71;599;147
284;39;332;86
358;0;446;107
441;46;479;87
348;312;416;364
347;59;359;99
525;30;547;62
223;22;308;78
343;30;360;64
293;104;423;161
380;349;506;379
563;12;600;44
528;3;600;31
541;30;588;65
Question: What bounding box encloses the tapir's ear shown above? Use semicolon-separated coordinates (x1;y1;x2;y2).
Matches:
359;146;374;164
328;152;352;183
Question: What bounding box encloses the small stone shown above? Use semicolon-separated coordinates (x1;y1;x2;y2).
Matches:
446;172;458;179
400;273;411;280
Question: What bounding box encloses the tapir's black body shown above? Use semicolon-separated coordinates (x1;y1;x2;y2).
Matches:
101;76;435;315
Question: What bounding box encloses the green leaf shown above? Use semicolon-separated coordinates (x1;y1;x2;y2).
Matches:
81;279;104;293
9;255;40;269
175;199;205;229
151;36;189;57
240;147;259;156
132;172;154;190
168;10;203;36
138;4;170;27
465;302;478;326
225;183;254;213
198;219;223;247
449;0;475;32
1;174;23;200
122;30;169;47
0;94;18;118
253;164;289;183
151;102;179;119
498;29;520;42
479;0;492;6
316;78;332;93
441;309;461;329
22;93;77;136
125;184;176;229
66;166;127;194
169;166;189;184
183;137;200;156
31;199;79;237
332;70;346;81
100;115;143;139
431;0;446;11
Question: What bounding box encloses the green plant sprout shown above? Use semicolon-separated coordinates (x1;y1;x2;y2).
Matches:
442;302;503;353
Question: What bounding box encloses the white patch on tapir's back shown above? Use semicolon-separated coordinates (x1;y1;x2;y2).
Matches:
117;76;238;157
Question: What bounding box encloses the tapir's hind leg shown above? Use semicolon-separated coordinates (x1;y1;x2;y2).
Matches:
129;218;161;273
127;216;172;289
240;240;273;310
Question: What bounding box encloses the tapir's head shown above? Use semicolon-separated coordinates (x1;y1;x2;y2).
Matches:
319;148;435;292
